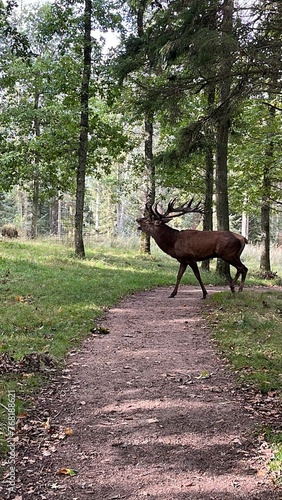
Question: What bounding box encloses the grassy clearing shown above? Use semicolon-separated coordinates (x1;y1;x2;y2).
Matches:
206;290;282;482
0;238;225;359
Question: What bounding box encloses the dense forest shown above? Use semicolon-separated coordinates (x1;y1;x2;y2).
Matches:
0;0;281;268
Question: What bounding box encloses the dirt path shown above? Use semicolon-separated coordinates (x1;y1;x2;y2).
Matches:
2;286;281;499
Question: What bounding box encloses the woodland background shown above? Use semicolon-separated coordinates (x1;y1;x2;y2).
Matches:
0;0;282;270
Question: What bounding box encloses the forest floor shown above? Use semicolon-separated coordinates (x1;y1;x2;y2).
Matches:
1;286;282;499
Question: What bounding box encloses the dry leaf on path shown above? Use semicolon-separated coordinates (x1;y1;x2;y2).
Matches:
58;468;78;476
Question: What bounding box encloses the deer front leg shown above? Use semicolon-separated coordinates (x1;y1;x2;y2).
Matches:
169;263;187;298
189;261;208;299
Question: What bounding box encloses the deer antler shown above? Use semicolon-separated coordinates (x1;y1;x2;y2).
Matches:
145;202;165;219
145;198;203;220
166;198;203;218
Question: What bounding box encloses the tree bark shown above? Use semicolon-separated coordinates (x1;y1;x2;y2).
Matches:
95;184;100;233
136;3;156;254
215;0;234;279
50;197;58;236
75;0;92;258
30;177;39;239
30;90;40;239
241;201;249;239
202;86;215;271
260;199;271;271
260;105;274;271
140;113;155;254
57;196;62;239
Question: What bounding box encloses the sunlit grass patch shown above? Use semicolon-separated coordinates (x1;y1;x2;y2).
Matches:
269;445;282;484
262;428;282;485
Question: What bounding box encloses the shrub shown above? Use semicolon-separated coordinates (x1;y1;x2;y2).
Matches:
1;224;19;238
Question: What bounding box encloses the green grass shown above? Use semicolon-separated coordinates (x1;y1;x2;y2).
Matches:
0;239;224;360
206;290;282;481
207;291;282;391
263;428;282;484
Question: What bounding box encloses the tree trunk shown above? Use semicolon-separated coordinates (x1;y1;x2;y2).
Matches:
50;197;58;236
202;86;215;271
30;90;40;239
140;113;155;254
201;145;214;271
57;196;62;239
260;105;274;271
241;208;249;239
216;113;231;278
136;4;156;254
215;0;234;280
95;184;100;233
260;200;271;271
136;6;156;254
30;177;39;239
22;191;28;238
75;0;92;258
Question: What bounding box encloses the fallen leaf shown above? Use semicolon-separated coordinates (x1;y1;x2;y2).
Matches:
42;449;52;457
51;483;66;490
17;413;27;419
43;417;51;430
146;418;159;424
196;370;211;379
58;468;78;476
63;427;74;436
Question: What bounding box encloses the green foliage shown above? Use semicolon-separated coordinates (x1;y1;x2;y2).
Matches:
228;98;282;215
0;1;31;59
0;2;131;201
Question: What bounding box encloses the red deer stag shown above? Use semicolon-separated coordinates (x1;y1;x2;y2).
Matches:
136;199;248;299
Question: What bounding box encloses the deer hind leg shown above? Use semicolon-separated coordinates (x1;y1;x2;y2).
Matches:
238;264;248;291
229;259;248;292
189;262;208;299
169;263;187;298
230;270;240;292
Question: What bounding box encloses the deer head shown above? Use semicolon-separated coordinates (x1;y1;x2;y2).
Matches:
136;198;203;232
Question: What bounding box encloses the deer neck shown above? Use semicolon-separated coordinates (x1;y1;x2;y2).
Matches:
153;224;178;256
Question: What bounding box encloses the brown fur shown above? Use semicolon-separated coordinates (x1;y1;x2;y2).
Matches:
137;217;248;299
